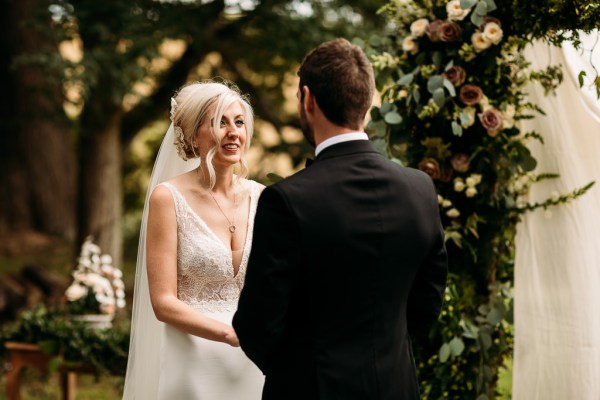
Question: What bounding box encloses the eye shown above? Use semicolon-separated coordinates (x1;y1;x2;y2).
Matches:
219;119;226;127
235;119;245;127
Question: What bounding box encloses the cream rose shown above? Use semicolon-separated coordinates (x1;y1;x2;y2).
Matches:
402;36;419;54
446;0;470;21
446;208;461;218
410;18;429;37
465;187;478;198
471;32;492;52
65;284;88;301
501;104;516;129
483;22;503;44
454;178;466;192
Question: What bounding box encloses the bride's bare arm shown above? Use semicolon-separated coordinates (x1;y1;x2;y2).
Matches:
146;185;239;347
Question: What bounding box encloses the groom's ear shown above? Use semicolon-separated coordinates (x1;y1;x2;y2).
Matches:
302;86;316;113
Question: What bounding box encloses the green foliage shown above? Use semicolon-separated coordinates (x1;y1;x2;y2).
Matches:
0;305;130;375
366;0;594;397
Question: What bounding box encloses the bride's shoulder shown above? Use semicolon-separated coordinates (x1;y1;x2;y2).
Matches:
244;178;266;193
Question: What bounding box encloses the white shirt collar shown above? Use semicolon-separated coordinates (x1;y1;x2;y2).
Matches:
315;131;369;157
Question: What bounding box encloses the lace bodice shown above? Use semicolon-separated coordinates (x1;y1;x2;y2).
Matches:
161;181;261;313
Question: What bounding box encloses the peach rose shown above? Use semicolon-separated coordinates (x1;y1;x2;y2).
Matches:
443;65;466;87
451;153;470;173
440;21;463;42
418;158;441;180
410;18;429;37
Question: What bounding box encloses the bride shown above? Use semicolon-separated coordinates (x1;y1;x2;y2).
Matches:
122;81;264;399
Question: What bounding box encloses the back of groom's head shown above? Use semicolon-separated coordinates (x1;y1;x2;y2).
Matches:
298;38;375;130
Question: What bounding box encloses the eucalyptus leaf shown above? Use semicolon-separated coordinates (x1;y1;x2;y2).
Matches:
449;337;465;356
479;331;492;350
483;0;497;12
384;111;403;125
470;12;484;26
432;88;446;107
445;59;454;71
443;79;456;97
451;121;463;137
474;1;488;16
380;102;394;115
398;73;414;86
439;343;451;362
372;137;388;156
487;307;504;325
460;0;478;9
368;120;388;137
412;88;421;104
427;75;444;93
370;107;382;121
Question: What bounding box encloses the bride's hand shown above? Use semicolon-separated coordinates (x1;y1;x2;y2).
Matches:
224;328;240;347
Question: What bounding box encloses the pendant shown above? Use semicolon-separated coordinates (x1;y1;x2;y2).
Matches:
229;225;236;233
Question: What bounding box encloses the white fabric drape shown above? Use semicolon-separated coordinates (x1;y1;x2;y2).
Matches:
513;34;600;400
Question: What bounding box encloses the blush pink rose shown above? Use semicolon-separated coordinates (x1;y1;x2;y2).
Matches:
443;66;467;87
460;84;484;106
479;108;503;136
450;153;470;173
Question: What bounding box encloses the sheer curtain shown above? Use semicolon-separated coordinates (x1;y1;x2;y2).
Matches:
513;33;600;399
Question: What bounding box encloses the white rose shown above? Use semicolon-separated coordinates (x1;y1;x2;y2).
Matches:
460;107;476;128
471;174;482;185
117;299;126;309
65;284;88;301
113;269;123;279
442;199;453;208
501;104;516;129
402;36;419;54
101;265;114;276
483;22;503;44
100;254;113;265
471;32;492;53
454;179;466;192
113;279;125;290
446;208;461;218
446;0;470;21
410;18;429;37
479;96;492;112
466;177;476;187
116;289;126;299
465;187;478;197
438;194;444;204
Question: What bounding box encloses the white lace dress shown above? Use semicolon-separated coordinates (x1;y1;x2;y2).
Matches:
157;180;264;400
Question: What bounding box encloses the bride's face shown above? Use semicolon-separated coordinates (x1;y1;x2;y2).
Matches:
196;102;247;168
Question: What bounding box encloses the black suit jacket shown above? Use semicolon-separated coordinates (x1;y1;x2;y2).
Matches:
233;140;447;400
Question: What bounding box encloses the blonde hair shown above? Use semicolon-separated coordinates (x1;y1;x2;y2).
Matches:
170;80;254;189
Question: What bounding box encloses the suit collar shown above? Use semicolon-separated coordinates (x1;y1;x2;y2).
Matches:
313;139;379;163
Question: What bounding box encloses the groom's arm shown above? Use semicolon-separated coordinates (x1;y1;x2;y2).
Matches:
233;185;300;373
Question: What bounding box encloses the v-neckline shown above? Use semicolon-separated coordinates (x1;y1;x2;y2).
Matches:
164;181;254;278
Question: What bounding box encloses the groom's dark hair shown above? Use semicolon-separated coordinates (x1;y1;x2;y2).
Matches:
298;38;375;130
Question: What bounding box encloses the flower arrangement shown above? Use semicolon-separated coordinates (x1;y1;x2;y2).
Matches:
64;237;126;316
365;0;594;397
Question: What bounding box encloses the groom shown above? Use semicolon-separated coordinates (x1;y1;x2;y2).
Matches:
233;38;448;399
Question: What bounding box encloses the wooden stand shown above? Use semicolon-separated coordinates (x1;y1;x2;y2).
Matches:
4;341;93;400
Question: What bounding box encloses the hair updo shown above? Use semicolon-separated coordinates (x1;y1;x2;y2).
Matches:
170;80;254;188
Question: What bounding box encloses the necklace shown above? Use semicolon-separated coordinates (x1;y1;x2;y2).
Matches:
208;190;237;233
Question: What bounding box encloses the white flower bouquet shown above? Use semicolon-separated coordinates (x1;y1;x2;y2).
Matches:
64;237;126;316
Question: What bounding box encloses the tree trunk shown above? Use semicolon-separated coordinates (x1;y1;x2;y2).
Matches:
77;111;123;265
0;0;76;239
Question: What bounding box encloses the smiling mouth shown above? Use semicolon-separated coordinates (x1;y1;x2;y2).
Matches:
222;143;240;151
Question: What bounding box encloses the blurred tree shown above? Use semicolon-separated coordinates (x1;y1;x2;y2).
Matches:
0;0;387;262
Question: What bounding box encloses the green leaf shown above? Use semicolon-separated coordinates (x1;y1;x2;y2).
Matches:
439;343;451;362
384;111;403;125
427;75;444;93
471;12;484;26
412;88;421;104
578;70;587;88
483;0;497;12
460;0;478;9
479;331;492;350
474;1;488;16
487;307;504;325
443;79;456;97
368;120;388;137
451;121;463;137
520;155;537;171
449;337;465;356
397;73;414;86
380;102;394;115
432;87;445;107
432;51;444;69
370;107;382;121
